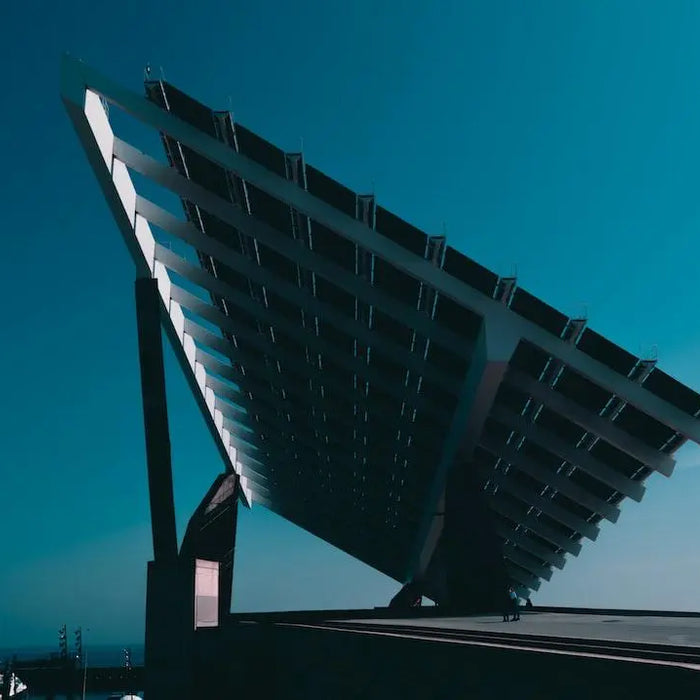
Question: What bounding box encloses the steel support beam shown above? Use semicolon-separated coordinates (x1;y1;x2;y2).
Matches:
182;314;449;424
409;317;518;580
491;405;645;501
505;562;540;591
488;497;582;556
494;522;566;569
239;410;422;479
502;544;552;581
476;465;600;541
480;434;620;523
506;369;675;477
205;351;436;458
135;278;193;700
201;348;447;477
60;72;253;504
163;251;457;397
135;277;178;561
195;329;441;481
128;164;467;358
60;55;700;444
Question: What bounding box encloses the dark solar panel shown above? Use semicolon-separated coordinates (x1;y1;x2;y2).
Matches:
506;559;540;580
369;350;409;384
267;328;307;357
534;406;587;446
536;513;576;540
482;416;514;446
264;290;304;326
509;468;543;494
218;266;258;295
198;210;245;252
256;243;299;285
509;289;568;337
321;357;355;389
495;489;526;513
315;277;357;317
305;165;357;218
375;207;428;257
234;123;287;177
576;329;638;377
432;295;482;340
411;420;450;451
551;492;595;522
365;428;402;450
176;143;230;199
554;367;611;413
569;469;615;501
149;82;218;136
510;545;549;571
643;368;700;417
240;369;282;396
316;320;356;356
525;531;562;554
366;391;407;418
493;511;518;532
474;445;499;469
613;404;676;450
373;257;422;305
588;440;643;479
663;433;685;454
216;302;260;333
246;184;294;238
520;441;564;472
443;247;499;297
424;341;469;380
310;221;356;272
419;379;458;415
634;466;652;481
131;72;700;588
494;383;530;415
510;340;550;380
372;310;414;350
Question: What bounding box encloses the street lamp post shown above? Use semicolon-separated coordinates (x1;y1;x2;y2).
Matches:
81;628;90;700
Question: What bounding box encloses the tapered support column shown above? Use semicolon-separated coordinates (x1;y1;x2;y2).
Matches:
409;317;518;584
136;277;192;700
436;461;510;610
135;277;178;561
144;560;194;700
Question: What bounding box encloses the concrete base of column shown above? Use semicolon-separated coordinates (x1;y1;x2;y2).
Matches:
422;463;509;612
144;559;195;700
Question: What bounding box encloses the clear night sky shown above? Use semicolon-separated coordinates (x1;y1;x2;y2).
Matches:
3;0;700;647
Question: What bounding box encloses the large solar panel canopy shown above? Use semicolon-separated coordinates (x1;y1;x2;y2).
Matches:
61;56;700;600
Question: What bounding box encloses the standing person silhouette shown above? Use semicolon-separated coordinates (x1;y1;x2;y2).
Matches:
502;587;511;622
509;586;520;621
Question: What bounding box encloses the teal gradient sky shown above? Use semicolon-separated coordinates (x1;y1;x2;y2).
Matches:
3;0;700;646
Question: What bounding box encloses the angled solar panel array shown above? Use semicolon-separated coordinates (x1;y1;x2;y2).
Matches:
140;80;484;580
61;57;700;596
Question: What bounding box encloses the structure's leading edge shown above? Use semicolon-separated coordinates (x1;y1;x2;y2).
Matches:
61;55;700;694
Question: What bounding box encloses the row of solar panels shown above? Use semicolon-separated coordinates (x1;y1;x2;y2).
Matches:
144;81;688;476
143;80;463;580
145;84;700;424
138;79;693;590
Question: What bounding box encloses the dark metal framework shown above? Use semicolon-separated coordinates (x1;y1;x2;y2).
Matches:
61;56;700;602
136;276;239;699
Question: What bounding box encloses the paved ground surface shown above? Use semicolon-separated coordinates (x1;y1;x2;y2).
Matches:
342;612;700;647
